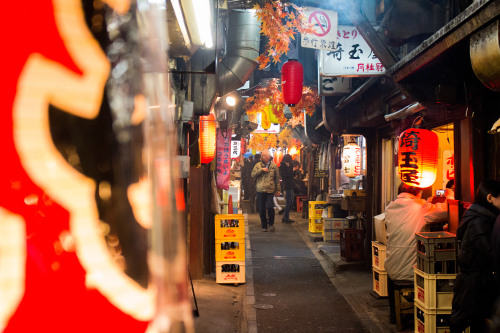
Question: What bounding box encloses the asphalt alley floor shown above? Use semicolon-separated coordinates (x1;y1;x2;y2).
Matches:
247;212;368;333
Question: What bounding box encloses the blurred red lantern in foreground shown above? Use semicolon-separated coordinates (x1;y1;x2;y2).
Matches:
281;59;303;106
398;128;438;188
199;113;216;163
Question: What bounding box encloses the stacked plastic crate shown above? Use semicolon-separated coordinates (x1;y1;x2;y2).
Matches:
340;229;364;262
372;241;388;297
308;201;326;234
414;231;467;333
322;218;348;242
215;214;246;285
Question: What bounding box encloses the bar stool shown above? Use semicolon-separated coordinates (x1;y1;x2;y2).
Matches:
394;281;414;331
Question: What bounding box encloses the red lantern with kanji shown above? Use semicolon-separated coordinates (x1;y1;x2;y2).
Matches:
398;128;438;188
342;142;362;178
281;59;303;106
199;113;216;163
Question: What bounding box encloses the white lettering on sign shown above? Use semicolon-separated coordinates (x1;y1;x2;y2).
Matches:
301;7;338;51
319;25;386;76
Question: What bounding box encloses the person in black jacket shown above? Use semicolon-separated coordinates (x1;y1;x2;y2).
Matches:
279;154;295;223
450;180;500;333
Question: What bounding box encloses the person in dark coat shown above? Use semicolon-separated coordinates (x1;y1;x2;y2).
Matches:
279;154;295;223
450;180;500;333
493;214;500;291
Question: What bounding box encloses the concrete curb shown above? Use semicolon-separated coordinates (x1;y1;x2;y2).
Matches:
242;214;258;333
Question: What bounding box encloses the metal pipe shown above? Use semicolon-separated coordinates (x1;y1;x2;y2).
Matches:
217;9;261;96
384;102;425;121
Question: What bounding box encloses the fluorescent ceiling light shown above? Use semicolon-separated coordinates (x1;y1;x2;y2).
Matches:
180;0;213;48
170;0;191;47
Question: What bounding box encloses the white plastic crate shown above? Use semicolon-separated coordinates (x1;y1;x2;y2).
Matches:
414;266;456;310
372;266;388;297
323;229;340;242
216;261;245;284
323;218;349;230
372;241;387;270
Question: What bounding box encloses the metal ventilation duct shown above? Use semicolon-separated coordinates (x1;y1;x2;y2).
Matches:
217;9;260;96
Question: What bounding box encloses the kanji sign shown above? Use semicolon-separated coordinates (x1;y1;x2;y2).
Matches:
318;76;351;96
443;150;455;187
319;25;386;76
301;7;338;51
231;140;241;159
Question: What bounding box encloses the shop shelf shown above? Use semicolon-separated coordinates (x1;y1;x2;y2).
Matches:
372;266;388;297
372;241;386;270
216;261;245;285
215;214;245;240
216;239;245;262
414;266;456;310
308;201;327;218
308;218;323;233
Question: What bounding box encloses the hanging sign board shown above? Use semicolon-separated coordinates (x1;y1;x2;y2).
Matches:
319;25;386;76
318;76;352;96
231;140;241;159
301;7;338;51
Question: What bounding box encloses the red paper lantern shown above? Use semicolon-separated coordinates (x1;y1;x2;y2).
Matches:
342;143;362;178
281;59;303;106
199;113;216;163
398;128;438;188
273;150;283;167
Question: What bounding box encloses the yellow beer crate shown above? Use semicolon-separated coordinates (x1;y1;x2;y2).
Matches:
372;266;388;297
415;303;452;333
308;218;323;233
372;241;387;271
308;201;327;218
216;240;245;262
215;214;245;240
414;266;456;310
216;261;245;285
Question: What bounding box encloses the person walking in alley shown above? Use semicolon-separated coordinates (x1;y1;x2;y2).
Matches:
384;183;448;324
251;150;280;232
279;154;295;223
450;180;500;333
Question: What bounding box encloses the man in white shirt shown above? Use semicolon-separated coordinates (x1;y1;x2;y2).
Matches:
384;182;448;323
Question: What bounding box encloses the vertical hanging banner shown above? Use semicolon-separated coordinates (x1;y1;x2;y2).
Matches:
301;7;338;50
217;128;232;190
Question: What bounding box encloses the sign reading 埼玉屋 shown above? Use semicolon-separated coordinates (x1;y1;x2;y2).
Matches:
319;25;386;76
301;7;338;51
